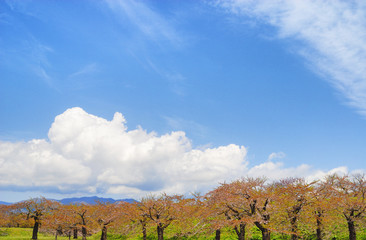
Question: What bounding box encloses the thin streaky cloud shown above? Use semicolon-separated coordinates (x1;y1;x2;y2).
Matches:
163;116;208;138
4;0;36;17
33;66;52;85
146;58;187;96
104;0;183;47
27;39;57;89
69;63;99;78
215;0;366;118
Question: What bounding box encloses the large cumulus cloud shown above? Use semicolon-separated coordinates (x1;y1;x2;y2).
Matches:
0;107;358;198
0;108;249;197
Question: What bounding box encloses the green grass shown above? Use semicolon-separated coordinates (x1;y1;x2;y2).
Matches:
0;227;243;240
0;228;69;240
2;227;366;240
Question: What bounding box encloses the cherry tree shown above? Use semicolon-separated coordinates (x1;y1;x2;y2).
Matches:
270;178;314;240
15;197;60;240
331;174;366;240
138;194;182;240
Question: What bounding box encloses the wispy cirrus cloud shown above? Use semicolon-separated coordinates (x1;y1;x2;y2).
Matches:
163;116;208;139
0;1;56;88
214;0;366;117
145;58;187;96
69;63;99;78
104;0;183;47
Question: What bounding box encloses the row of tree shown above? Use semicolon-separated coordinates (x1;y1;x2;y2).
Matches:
0;174;365;240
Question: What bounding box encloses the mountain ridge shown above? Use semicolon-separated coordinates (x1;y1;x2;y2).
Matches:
0;196;136;205
58;196;136;205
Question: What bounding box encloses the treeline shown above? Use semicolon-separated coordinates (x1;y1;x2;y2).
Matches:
0;174;365;240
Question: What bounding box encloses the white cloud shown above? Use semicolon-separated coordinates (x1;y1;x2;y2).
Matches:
267;151;286;161
214;0;366;117
305;166;349;182
0;139;90;188
0;108;248;197
0;107;363;198
248;161;312;180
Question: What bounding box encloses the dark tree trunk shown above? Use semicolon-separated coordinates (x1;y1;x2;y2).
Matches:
157;225;164;240
290;216;298;240
56;226;62;240
73;228;78;239
316;216;322;240
55;226;63;240
347;219;356;240
262;228;270;240
234;223;246;240
254;222;270;240
82;226;87;240
142;223;147;240
32;219;39;240
78;211;87;240
215;229;221;240
100;225;107;240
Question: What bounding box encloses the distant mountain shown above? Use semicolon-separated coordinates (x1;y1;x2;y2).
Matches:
0;196;136;205
58;196;136;205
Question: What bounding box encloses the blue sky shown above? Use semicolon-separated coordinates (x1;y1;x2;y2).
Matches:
1;0;366;202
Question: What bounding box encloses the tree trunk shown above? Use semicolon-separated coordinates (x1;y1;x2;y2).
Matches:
142;223;147;240
290;216;298;240
82;226;87;240
254;222;270;240
234;223;246;240
316;217;322;240
262;228;270;240
73;228;78;239
56;226;62;240
347;219;356;240
215;229;221;240
32;220;39;240
100;225;107;240
157;225;164;240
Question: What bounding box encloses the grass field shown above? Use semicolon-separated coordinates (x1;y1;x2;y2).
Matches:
0;228;129;240
1;227;366;240
0;227;229;240
0;228;70;240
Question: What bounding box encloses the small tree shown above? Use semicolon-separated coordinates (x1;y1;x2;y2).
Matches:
124;201;150;240
0;204;10;227
271;178;314;240
332;174;366;240
43;204;81;240
307;176;343;240
93;201;124;240
138;194;182;240
72;204;93;240
15;197;59;240
206;180;252;240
